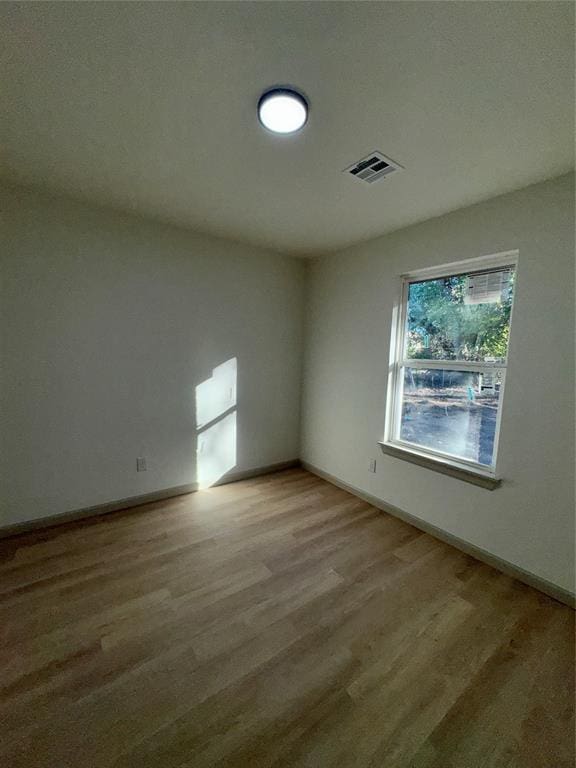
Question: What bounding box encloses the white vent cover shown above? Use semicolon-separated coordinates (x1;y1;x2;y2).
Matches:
344;152;402;184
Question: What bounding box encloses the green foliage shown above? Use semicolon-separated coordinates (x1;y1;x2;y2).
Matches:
406;272;514;362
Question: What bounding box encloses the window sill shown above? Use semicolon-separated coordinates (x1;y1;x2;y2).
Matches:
378;442;501;490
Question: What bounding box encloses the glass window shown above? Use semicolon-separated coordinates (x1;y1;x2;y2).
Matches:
385;254;517;476
405;269;515;363
400;368;502;466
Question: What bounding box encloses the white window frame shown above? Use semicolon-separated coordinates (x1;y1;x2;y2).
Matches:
384;250;518;479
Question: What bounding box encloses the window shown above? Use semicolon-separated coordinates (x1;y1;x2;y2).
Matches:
384;252;518;479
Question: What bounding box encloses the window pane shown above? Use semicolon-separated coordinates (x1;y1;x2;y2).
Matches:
405;268;515;363
399;368;502;466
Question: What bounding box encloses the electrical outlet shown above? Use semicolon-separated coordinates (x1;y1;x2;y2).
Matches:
368;458;377;473
136;457;147;472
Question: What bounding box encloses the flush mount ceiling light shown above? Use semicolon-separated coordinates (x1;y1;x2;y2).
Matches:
258;88;308;134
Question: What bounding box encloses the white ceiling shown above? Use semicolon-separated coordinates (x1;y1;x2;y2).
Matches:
1;2;574;256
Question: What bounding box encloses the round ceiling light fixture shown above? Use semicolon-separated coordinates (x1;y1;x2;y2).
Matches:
258;88;308;134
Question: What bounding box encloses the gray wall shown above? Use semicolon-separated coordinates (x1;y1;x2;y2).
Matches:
1;185;305;526
301;174;575;594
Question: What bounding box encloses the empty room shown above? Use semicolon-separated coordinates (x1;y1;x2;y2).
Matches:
1;2;574;766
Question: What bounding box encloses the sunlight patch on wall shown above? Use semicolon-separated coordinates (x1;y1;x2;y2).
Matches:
196;358;237;489
197;411;237;490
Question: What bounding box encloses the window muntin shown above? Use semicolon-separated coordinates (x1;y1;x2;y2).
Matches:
386;254;517;477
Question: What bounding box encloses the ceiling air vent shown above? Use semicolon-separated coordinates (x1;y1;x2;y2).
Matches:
344;152;402;184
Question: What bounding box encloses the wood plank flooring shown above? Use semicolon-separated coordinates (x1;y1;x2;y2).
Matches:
0;468;573;768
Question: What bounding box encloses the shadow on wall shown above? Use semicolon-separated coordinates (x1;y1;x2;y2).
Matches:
195;357;237;489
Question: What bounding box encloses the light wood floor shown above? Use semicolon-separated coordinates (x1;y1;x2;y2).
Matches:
0;468;574;768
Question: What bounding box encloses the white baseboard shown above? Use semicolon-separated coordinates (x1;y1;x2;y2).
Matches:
301;461;575;609
4;458;572;609
0;460;300;540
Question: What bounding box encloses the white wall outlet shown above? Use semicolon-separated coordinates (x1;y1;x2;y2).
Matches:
136;457;147;472
368;458;377;473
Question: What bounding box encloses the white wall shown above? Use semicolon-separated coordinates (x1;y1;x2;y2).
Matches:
2;175;574;595
0;185;304;526
301;174;575;594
